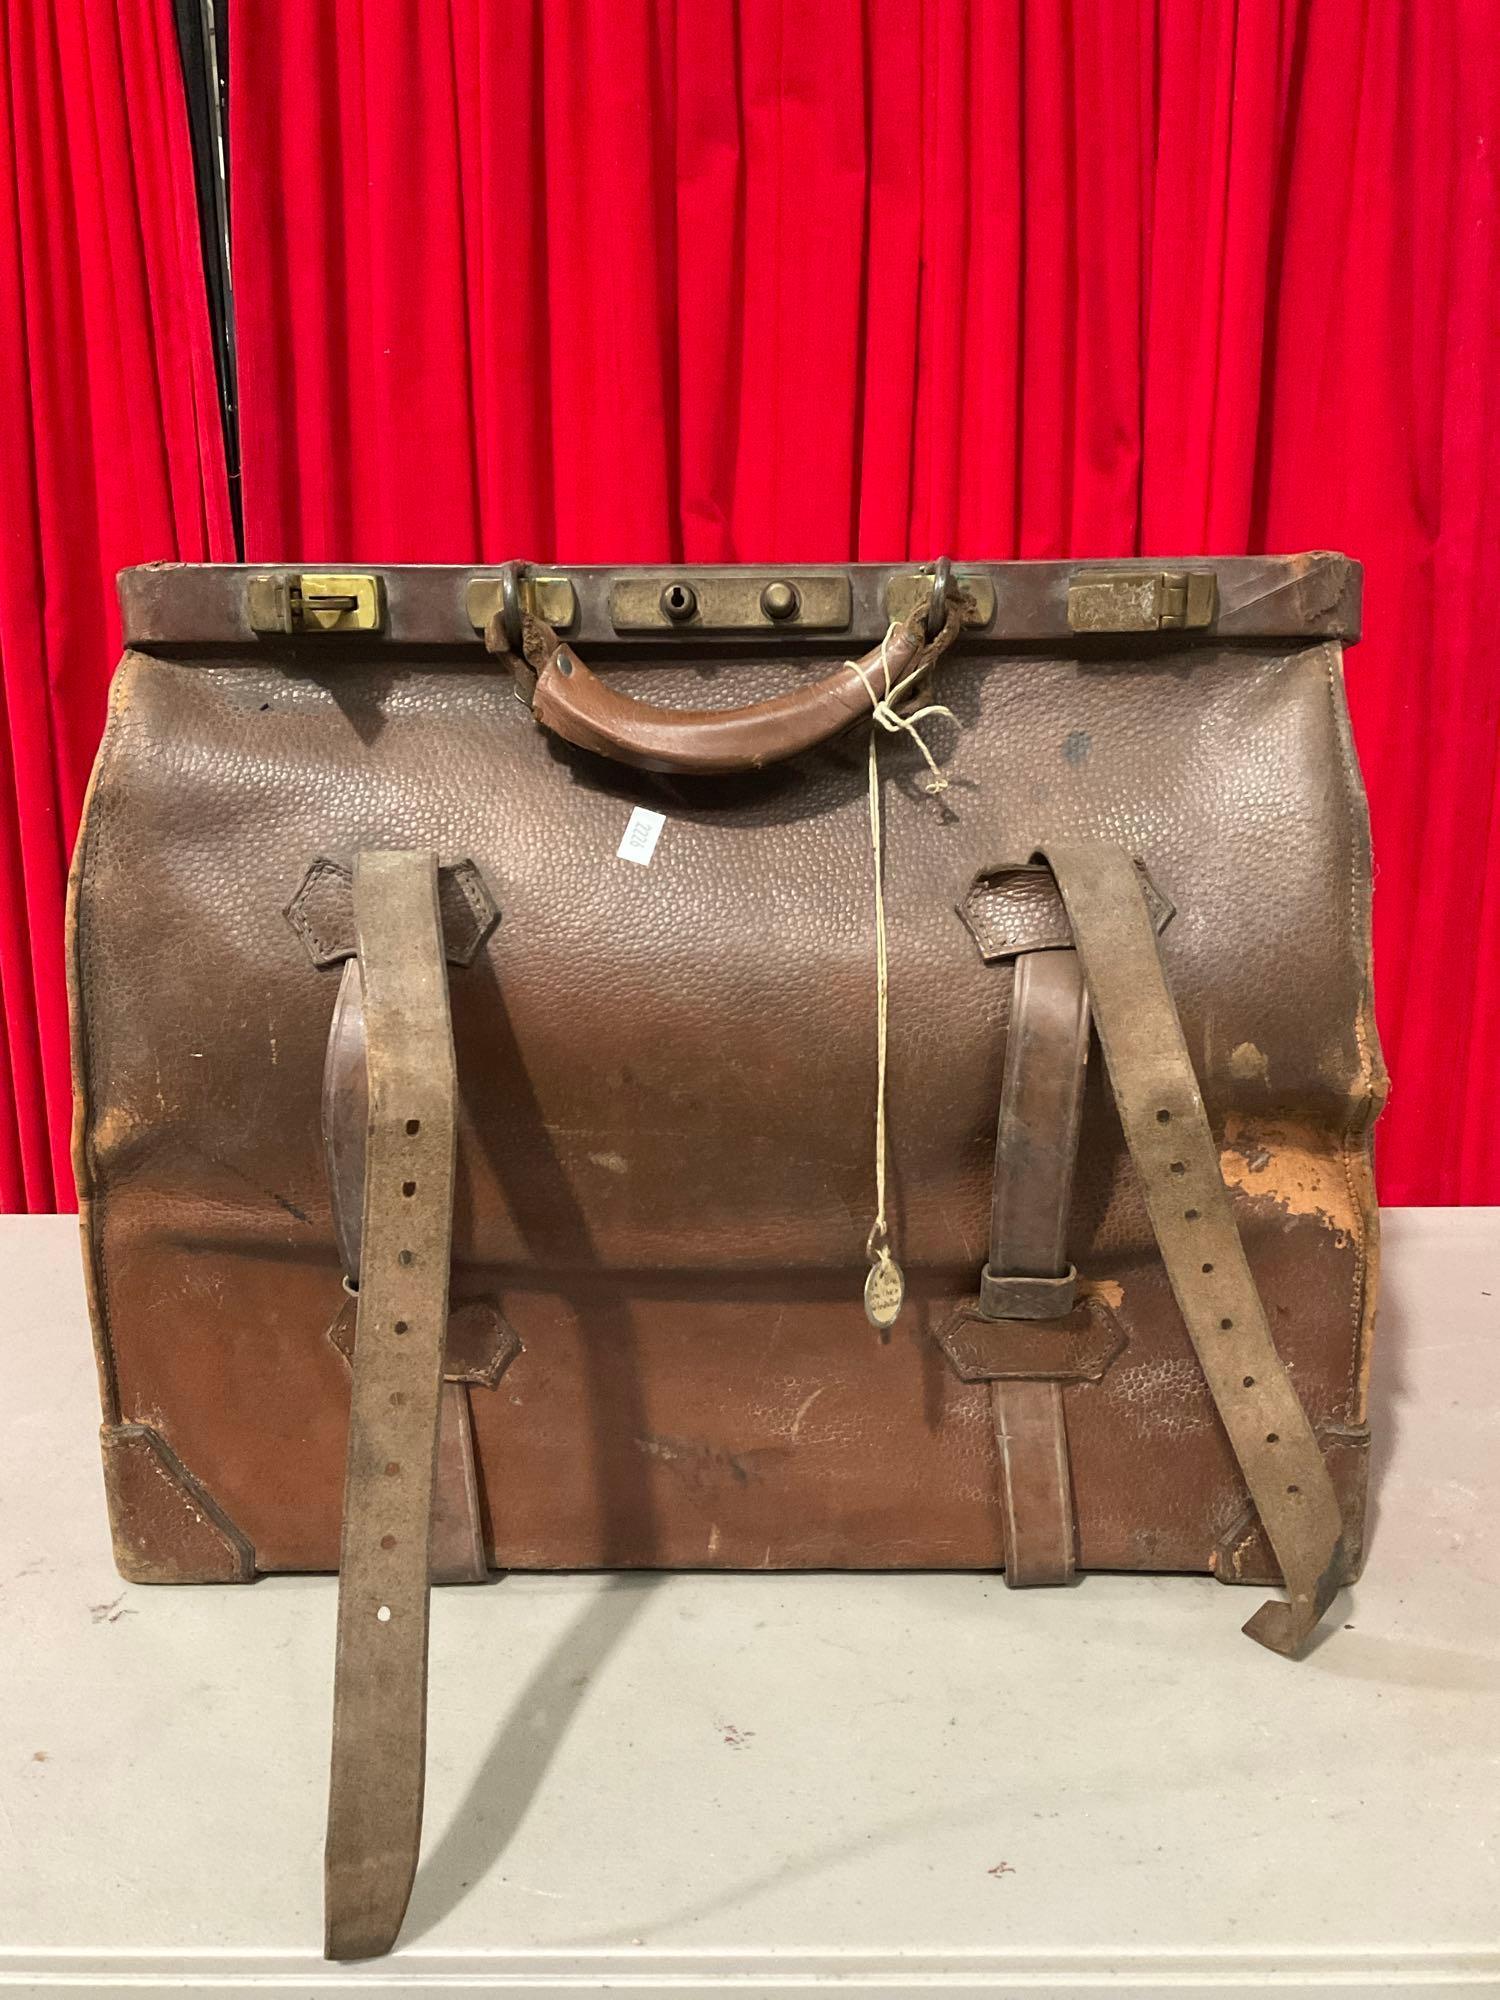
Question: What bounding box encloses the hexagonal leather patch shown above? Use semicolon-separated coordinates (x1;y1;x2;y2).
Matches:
958;859;1172;962
285;857;498;968
933;1289;1128;1384
328;1292;522;1388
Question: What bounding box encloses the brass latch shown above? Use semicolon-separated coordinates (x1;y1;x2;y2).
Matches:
247;572;385;635
1066;569;1217;634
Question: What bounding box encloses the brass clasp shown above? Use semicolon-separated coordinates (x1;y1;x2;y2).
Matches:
1066;569;1217;634
248;572;385;635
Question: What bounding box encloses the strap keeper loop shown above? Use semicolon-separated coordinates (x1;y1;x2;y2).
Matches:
979;1264;1079;1321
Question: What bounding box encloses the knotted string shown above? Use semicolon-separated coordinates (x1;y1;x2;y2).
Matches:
852;617;959;1327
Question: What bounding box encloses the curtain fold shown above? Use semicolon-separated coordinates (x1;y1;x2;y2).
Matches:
0;0;233;1211
213;0;1494;1204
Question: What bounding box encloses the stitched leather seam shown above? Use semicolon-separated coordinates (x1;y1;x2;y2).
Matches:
1050;1383;1072;1574
1323;645;1380;1425
75;665;133;1426
994;1384;1021;1578
454;865;490;925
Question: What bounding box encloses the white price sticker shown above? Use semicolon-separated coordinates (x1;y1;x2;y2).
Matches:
617;806;666;866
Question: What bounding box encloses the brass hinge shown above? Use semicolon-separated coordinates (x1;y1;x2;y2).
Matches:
465;573;577;633
1066;569;1217;634
885;570;995;628
248;572;385;636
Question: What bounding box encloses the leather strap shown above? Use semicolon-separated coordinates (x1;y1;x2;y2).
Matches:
985;950;1091;1587
323;956;487;1586
993;1379;1074;1586
988;950;1090;1278
1038;842;1347;1657
325;853;457;1960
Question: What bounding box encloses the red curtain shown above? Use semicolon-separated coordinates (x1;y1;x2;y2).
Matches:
0;0;233;1211
234;0;1488;1203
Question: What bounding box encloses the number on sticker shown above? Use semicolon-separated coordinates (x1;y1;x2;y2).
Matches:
617;808;666;866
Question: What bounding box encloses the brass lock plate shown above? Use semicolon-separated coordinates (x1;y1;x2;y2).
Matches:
248;572;385;635
1066;569;1217;633
609;573;853;632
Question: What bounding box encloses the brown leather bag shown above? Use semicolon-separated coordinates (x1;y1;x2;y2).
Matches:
68;556;1386;1957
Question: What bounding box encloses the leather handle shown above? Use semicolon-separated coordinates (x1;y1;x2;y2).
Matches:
497;611;931;776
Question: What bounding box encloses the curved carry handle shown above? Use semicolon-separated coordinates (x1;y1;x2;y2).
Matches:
487;569;959;776
530;632;914;774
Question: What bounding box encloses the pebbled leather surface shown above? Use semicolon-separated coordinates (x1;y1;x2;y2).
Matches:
70;578;1386;1580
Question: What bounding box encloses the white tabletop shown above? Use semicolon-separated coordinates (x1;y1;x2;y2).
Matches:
2;1210;1497;1997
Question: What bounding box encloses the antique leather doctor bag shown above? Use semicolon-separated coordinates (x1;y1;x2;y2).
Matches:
68;555;1385;1956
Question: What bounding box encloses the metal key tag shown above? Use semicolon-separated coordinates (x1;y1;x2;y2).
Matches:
864;1251;905;1330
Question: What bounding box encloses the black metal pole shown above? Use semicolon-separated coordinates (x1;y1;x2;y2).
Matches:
171;0;242;553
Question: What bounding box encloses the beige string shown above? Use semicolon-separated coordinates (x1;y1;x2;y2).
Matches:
853;623;956;1327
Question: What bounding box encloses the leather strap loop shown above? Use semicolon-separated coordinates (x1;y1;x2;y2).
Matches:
1037;842;1347;1656
324;852;457;1960
979;1264;1077;1319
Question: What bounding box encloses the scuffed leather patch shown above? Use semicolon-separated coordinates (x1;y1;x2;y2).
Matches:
100;1424;256;1584
1212;1423;1371;1589
959;860;1173;962
934;1289;1128;1384
285;857;499;968
328;1292;522;1388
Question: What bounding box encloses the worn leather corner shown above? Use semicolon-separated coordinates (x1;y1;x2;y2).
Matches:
327;1292;522;1388
1212;1423;1370;1589
100;1423;256;1584
285;857;499;968
934;1289;1129;1384
958;860;1173;962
